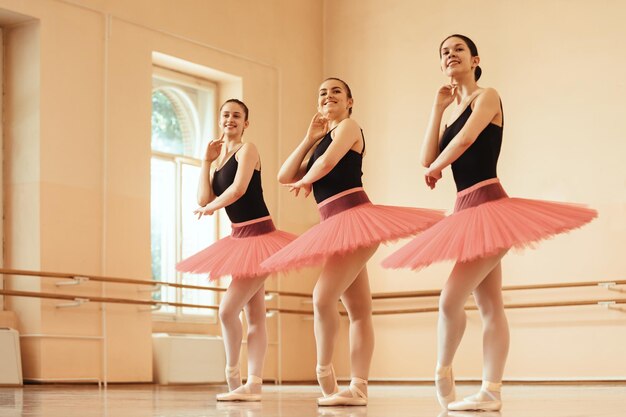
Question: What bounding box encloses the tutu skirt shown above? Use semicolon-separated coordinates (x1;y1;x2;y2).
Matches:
382;178;598;270
176;216;297;280
260;187;445;273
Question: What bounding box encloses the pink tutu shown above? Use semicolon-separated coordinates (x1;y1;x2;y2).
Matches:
260;187;445;273
382;178;598;270
176;216;297;280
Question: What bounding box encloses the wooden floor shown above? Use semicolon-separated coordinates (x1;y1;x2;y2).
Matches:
1;383;624;417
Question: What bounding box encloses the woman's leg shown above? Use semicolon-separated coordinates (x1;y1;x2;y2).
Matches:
313;245;378;396
243;283;268;392
473;261;509;385
218;275;268;391
448;260;509;409
334;264;376;399
436;251;507;407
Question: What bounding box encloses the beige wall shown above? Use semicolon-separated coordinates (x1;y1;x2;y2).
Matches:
323;0;626;380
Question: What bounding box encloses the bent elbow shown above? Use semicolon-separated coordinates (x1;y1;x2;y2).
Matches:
317;157;334;173
420;153;435;168
197;196;209;207
277;172;291;184
232;188;245;199
457;133;476;148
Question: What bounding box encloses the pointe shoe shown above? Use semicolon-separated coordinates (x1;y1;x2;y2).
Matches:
225;364;242;391
447;380;502;411
316;363;339;397
317;377;368;406
216;375;262;402
435;365;456;409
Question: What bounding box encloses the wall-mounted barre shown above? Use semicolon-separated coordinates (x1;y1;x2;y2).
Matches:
0;268;311;298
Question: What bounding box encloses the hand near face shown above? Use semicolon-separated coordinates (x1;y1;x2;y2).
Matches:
306;112;329;143
203;133;224;162
434;84;459;109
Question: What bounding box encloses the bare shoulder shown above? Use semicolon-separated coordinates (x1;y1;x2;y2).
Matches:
236;142;259;162
476;87;500;103
239;141;258;153
334;118;361;136
471;87;501;112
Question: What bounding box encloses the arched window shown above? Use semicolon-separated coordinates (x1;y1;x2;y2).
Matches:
150;69;225;320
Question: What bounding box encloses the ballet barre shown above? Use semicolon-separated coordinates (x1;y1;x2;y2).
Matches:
0;268;311;298
368;298;626;315
372;279;626;300
3;268;623;316
0;289;316;315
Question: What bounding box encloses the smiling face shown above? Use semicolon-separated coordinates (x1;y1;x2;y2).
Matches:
219;101;249;138
439;36;480;80
318;78;353;119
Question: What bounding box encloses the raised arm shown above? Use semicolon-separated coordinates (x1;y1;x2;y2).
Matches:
197;135;224;206
425;88;501;188
430;89;500;170
287;118;361;197
300;118;361;184
421;84;459;167
195;143;259;217
277;113;329;184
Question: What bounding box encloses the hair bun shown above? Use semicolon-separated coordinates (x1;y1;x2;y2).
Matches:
475;66;482;81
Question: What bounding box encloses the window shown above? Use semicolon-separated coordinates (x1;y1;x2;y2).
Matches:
150;67;227;320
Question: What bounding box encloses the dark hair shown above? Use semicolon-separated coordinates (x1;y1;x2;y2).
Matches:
220;99;249;121
439;34;482;81
323;77;353;115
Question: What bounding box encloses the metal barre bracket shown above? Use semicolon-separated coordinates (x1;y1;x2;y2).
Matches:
56;298;89;308
598;282;625;293
139;302;167;312
597;300;626;313
56;276;90;287
137;283;162;293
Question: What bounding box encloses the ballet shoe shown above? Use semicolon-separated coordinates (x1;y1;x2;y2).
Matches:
316;363;339;397
217;375;263;402
435;365;456;409
317;377;367;406
447;380;502;411
225;364;242;391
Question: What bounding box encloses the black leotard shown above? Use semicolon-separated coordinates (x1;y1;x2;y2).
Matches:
306;129;365;203
439;102;503;191
212;147;270;223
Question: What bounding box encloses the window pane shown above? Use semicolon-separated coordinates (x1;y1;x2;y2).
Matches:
181;274;218;316
151;157;176;313
151;90;184;155
218;208;231;239
180;163;214;258
181;163;217;316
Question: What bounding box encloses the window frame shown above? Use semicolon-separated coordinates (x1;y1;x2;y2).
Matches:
150;67;224;323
